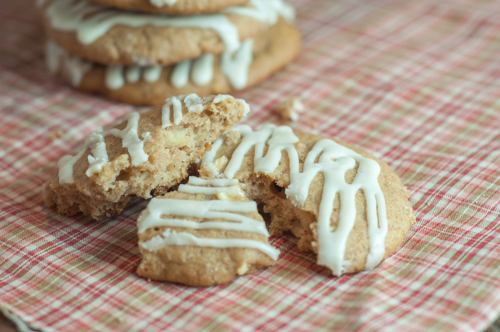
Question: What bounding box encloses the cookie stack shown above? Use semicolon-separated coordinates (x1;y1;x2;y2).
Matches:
37;0;301;105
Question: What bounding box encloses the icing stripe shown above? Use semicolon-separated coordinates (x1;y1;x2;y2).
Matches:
141;229;280;261
138;177;278;260
44;0;294;53
149;0;177;8
191;54;214;86
202;124;388;276
45;0;240;52
45;41;91;87
59;112;150;184
187;177;238;186
47;40;255;90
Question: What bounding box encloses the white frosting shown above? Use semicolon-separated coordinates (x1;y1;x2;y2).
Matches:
202;124;388;276
44;0;293;54
105;65;125;90
143;66;162;83
125;66;141;83
170;39;254;90
170;60;191;88
179;182;245;197
191;54;214;86
45;41;92;87
141;229;280;260
160;93;249;129
105;65;163;90
161;94;212;128
149;0;177;8
47;38;254;91
138;176;279;260
57;93;248;184
224;0;295;24
221;39;254;90
58;112;150;184
187;177;238;187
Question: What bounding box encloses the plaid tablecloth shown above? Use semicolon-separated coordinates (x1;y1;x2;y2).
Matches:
2;0;500;331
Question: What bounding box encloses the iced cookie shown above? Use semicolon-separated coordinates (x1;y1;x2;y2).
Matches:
86;0;249;15
38;0;295;66
43;94;249;220
199;124;415;276
46;18;301;105
137;176;280;286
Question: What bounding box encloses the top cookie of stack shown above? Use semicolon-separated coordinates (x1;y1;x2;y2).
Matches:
37;0;302;105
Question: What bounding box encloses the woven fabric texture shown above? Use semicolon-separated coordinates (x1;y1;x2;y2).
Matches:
2;0;500;331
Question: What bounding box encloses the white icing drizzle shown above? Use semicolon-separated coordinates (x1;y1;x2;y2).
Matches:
191;54;214;86
45;40;92;87
138;176;279;260
44;0;293;53
224;0;295;24
47;39;254;91
57;92;249;184
143;66;162;83
141;229;280;260
161;94;212;128
160;93;250;129
105;65;163;90
170;39;254;90
149;0;177;8
202;124;388;276
221;39;254;90
125;66;141;83
105;65;125;90
170;60;191;88
58;112;150;184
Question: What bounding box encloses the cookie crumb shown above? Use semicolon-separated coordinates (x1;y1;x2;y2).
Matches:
277;97;304;122
48;129;64;141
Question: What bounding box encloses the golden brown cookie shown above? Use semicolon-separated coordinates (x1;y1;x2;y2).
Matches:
46;18;301;106
39;0;295;66
198;124;415;276
137;176;279;286
43;94;249;220
87;0;249;15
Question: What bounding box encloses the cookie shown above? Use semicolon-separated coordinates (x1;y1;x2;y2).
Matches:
86;0;249;15
198;124;415;276
43;94;249;220
46;18;301;105
39;0;295;66
137;176;280;286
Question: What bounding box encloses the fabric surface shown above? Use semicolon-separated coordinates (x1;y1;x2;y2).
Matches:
1;0;500;330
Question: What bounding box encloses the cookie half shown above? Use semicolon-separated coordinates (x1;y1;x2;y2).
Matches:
137;176;280;286
43;94;249;220
46;18;301;106
86;0;249;15
39;0;295;66
199;124;415;276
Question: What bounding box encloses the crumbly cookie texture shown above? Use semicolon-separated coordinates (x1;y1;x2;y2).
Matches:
43;94;248;220
276;97;304;122
47;18;301;106
137;177;279;286
198;125;416;276
39;0;293;66
86;0;249;15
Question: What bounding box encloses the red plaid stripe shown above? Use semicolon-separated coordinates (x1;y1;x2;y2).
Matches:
2;0;500;330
